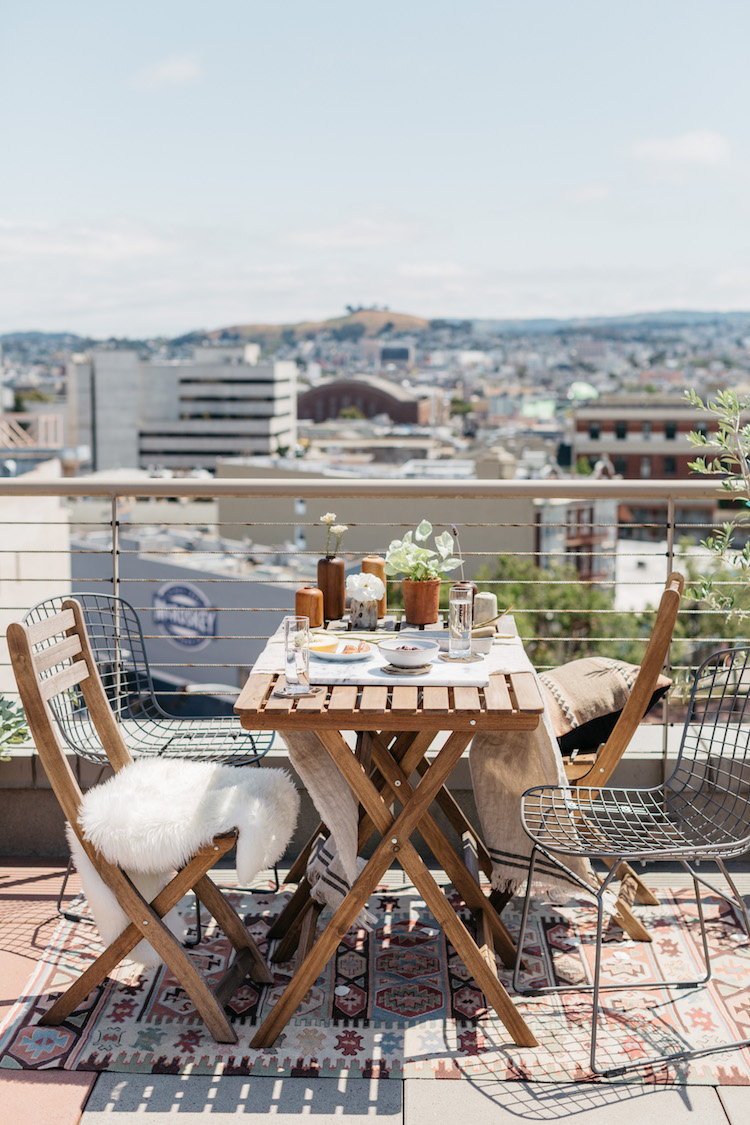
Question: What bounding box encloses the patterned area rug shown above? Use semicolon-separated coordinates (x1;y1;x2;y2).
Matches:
0;882;749;1084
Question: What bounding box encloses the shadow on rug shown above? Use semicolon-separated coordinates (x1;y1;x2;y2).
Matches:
0;884;748;1084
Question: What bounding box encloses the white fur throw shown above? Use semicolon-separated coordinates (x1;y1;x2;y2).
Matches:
68;758;299;967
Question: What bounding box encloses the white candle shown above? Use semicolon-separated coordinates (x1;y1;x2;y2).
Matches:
473;592;498;626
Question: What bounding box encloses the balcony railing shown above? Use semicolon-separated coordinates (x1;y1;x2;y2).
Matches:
0;473;737;768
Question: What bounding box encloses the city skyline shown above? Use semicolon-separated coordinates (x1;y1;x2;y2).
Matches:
2;1;749;337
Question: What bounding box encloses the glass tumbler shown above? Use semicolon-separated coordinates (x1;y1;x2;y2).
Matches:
448;585;473;660
281;614;312;695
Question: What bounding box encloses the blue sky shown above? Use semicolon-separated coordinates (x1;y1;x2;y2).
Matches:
2;1;749;336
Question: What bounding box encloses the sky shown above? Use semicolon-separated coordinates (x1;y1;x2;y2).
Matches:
2;0;750;337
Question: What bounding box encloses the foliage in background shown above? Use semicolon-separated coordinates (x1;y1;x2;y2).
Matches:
684;388;750;618
0;697;29;760
475;554;647;668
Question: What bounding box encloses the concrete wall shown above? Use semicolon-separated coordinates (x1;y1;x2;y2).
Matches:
90;350;140;470
215;461;538;580
0;459;71;696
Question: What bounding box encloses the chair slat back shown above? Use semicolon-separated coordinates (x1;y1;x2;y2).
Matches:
7;600;135;828
571;571;684;790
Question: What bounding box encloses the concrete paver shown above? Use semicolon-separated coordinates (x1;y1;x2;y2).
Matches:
0;1071;96;1125
404;1079;729;1123
717;1086;750;1123
81;1074;403;1121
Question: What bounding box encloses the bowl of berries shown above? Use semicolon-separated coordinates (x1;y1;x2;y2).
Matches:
377;637;440;669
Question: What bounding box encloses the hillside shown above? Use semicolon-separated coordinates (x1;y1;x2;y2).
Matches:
205;309;429;342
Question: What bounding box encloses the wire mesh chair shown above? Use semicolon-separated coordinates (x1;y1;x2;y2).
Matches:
513;645;750;1077
23;593;277;923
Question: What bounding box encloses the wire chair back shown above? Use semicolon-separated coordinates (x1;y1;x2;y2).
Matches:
664;645;750;856
22;593;273;766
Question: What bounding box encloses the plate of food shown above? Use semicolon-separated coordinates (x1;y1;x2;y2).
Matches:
309;639;374;662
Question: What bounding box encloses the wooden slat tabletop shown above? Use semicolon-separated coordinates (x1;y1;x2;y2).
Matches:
234;617;544;733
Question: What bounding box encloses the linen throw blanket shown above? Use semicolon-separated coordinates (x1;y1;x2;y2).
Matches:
284;640;591;911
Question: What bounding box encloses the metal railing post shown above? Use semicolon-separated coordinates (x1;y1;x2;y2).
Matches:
663;493;676;784
111;492;122;721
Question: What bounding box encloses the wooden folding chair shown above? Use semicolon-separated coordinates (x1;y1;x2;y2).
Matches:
560;571;684;935
7;599;274;1044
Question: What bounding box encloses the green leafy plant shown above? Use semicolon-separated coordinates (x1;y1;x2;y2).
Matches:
684;388;750;617
384;520;462;581
0;697;29;760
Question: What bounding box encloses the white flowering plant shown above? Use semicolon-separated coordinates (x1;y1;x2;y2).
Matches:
384;520;462;581
346;572;385;602
320;512;348;556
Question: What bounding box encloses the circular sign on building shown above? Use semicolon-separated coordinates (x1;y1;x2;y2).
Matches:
152;582;217;650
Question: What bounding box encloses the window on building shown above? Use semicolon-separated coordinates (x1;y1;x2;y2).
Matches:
588;421;600;439
615;421;627;440
613;457;627;476
663;456;677;476
642;421;651;439
665;422;677;440
640;456;652;478
696;422;708;438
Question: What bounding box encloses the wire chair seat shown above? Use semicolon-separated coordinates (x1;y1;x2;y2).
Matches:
514;644;750;1076
522;782;750;861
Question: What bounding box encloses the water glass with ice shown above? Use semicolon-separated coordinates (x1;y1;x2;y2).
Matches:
448;585;473;660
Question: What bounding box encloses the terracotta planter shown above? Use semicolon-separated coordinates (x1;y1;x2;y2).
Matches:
317;556;346;621
402;578;441;625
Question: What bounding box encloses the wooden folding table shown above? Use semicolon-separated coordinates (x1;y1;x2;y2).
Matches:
234;653;545;1049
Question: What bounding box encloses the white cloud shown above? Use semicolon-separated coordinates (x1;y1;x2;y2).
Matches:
0;220;174;263
130;54;202;91
281;217;418;250
630;130;730;165
566;182;612;205
397;261;468;279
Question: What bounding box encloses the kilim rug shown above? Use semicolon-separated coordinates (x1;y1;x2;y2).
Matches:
1;882;749;1084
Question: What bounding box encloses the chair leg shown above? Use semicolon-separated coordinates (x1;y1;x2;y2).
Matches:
56;856;90;924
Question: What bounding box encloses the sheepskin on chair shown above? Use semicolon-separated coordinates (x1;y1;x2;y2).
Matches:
67;758;299;968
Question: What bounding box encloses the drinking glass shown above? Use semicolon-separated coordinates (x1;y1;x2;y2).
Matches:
279;614;313;696
448;585;473;660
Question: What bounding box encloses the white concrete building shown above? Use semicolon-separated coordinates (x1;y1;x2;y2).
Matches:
66;346;297;471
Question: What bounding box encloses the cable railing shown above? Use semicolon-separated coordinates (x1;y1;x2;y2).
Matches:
0;475;737;730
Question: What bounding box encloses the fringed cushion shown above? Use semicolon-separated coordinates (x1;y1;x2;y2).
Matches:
539;657;671;755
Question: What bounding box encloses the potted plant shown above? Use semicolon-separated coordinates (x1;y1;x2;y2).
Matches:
384;520;462;624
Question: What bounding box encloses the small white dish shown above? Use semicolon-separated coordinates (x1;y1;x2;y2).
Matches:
377;638;440;668
309;640;373;662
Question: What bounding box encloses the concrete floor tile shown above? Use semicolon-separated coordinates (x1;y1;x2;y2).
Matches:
0;1070;96;1125
717;1085;750;1124
404;1079;727;1123
81;1073;402;1121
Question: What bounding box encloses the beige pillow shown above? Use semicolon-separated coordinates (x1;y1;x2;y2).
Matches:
539;657;671;754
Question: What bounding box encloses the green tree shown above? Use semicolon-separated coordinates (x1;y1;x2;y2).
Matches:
475;554;646;668
338;405;366;420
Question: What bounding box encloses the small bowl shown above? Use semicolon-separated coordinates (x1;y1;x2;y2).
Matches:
378;638;440;668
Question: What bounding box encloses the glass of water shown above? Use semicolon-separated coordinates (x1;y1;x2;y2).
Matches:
448;585;473;660
279;614;313;696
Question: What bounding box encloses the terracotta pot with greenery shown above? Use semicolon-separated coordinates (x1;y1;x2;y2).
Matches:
385;520;462;625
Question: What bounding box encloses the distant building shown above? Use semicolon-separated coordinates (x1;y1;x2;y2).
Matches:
67;345;296;471
572;394;713;480
297;375;431;425
572;394;721;539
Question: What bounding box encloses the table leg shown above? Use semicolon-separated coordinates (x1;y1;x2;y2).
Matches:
370;734;518;968
321;729;535;1046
